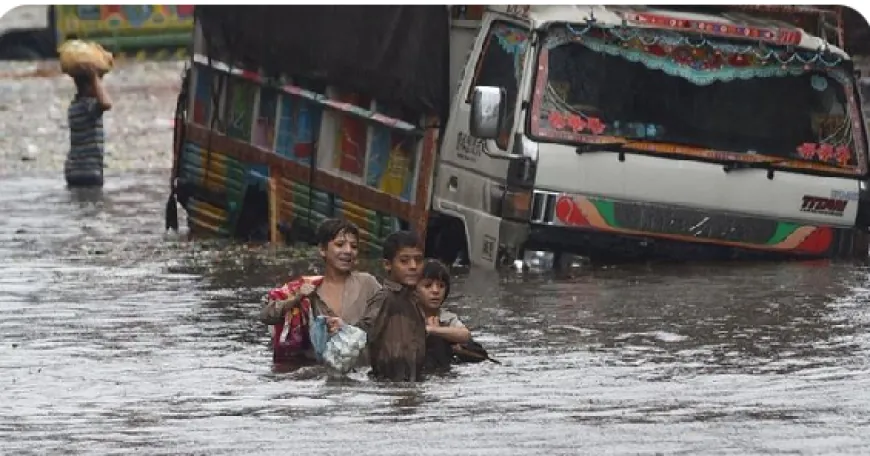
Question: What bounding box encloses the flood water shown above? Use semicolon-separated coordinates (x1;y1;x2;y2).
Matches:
2;61;870;455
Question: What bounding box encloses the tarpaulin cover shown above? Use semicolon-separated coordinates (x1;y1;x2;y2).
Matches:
195;5;451;122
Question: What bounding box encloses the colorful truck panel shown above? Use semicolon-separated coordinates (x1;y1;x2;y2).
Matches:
177;55;438;255
54;5;194;59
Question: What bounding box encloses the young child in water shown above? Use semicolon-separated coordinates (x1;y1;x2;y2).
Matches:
336;230;428;381
416;259;471;370
259;218;380;365
418;259;471;342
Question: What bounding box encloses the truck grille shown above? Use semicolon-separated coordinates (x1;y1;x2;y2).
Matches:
530;190;559;224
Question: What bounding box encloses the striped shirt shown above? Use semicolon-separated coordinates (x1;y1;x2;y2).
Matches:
65;96;105;186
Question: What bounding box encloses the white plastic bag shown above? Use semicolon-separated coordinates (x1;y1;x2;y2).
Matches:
309;312;367;374
323;324;367;374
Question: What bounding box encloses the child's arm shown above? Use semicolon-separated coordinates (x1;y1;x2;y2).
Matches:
259;295;300;325
360;272;382;301
90;70;113;111
427;313;471;344
259;282;315;325
351;290;388;338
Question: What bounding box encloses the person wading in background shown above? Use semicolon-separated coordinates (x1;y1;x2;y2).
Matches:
65;65;112;188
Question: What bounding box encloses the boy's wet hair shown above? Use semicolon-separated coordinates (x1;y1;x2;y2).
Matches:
382;230;421;261
315;218;360;247
421;259;451;299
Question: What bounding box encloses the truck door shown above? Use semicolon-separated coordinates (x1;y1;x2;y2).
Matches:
433;15;530;266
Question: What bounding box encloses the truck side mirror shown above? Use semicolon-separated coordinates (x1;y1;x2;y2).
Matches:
469;86;505;140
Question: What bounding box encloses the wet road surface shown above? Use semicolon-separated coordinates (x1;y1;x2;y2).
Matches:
1;61;870;455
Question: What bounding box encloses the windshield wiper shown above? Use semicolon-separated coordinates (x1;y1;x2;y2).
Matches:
575;139;702;162
722;157;787;180
575;142;626;153
575;141;635;162
575;138;702;157
576;140;788;180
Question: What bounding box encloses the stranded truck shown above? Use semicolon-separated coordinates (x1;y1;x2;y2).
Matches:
166;5;870;269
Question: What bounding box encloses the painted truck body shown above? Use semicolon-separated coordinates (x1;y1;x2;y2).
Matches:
170;5;870;267
0;5;193;60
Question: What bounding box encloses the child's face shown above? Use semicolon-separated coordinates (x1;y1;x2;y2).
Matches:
319;230;359;273
384;246;424;286
416;278;446;312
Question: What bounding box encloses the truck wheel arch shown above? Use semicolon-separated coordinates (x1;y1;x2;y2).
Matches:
426;213;471;266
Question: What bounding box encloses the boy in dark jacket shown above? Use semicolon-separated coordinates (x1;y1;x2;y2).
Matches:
330;230;426;381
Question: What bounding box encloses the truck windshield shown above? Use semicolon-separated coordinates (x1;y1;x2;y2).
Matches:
530;25;865;174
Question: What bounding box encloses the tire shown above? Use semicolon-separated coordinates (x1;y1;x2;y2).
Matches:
427;217;467;266
845;228;869;260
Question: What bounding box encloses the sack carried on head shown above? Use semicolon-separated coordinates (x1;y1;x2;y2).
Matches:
58;40;114;76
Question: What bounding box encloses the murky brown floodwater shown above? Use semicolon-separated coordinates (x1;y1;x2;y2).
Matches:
2;61;870;455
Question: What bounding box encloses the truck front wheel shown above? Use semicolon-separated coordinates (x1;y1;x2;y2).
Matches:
426;215;468;266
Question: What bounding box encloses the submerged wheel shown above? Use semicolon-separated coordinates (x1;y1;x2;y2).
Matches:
233;184;271;242
427;216;467;266
844;228;869;260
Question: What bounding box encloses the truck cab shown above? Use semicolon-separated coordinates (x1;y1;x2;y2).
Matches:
431;5;870;269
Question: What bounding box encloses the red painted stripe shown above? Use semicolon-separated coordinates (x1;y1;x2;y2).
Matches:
240;70;260;82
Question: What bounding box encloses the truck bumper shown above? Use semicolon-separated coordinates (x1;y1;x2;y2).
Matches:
524;224;869;263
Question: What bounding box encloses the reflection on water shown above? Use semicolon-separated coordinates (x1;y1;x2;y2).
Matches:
2;59;870;453
67;186;105;205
